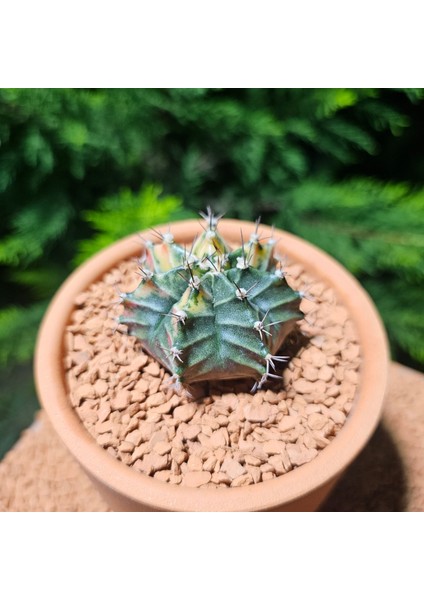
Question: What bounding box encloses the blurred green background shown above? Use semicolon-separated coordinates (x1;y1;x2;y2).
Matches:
1;88;423;458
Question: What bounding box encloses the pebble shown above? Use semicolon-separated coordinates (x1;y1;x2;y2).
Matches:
181;423;201;441
73;351;91;365
211;472;232;485
75;292;89;306
149;430;168;448
231;474;253;487
170;449;187;465
340;381;356;397
268;455;287;475
252;446;269;462
286;443;318;467
244;404;270;423
154;470;171;482
221;458;246;479
318;365;333;382
217;393;238;411
169;474;182;485
202;415;220;430
342;344;360;361
326;385;340;398
135;379;149;393
73;334;87;351
202;425;213;436
312;432;330;449
174;403;197;423
74;361;88;376
139;422;156;442
203;456;218;472
187;455;203;471
311;380;327;397
293;379;315;394
246;465;261;484
97;433;113;447
146;392;165;408
307;413;328;430
144;362;161;376
95;420;113;435
130;355;149;371
310;348;327;368
152;397;178;414
334;366;344;382
144;452;169;473
329;408;346;425
302;433;317;450
94;380;108;397
278;416;298;432
119;441;135;453
303;366;319;382
97;404;111;423
126;429;143;446
146;412;161;423
345;370;358;384
305;404;321;415
310;335;325;348
111;390;131;411
238;440;254;453
216;415;229;427
244;455;262;467
153;441;172;456
74;384;96;405
263;440;286;456
76;406;97;424
182;471;211;487
209;428;228;449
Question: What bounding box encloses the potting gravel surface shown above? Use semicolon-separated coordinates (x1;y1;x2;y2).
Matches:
64;258;361;488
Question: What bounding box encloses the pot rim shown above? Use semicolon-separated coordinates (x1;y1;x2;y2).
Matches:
35;219;389;511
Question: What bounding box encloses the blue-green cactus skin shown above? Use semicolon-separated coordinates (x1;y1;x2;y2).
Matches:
119;211;303;391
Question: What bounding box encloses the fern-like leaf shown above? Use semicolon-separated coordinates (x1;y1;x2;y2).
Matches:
0;302;48;366
76;185;193;264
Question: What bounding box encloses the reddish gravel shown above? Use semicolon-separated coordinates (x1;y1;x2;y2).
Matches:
64;257;361;488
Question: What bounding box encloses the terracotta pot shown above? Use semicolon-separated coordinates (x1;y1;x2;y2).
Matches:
35;219;389;511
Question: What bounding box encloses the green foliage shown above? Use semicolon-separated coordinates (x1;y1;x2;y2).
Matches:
0;198;73;266
273;179;424;363
365;280;424;365
0;302;48;367
278;179;424;279
0;88;423;455
76;185;192;263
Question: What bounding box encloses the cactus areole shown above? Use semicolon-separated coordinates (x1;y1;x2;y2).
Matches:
119;209;304;392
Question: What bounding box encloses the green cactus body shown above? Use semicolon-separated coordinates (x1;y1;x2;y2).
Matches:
119;212;303;391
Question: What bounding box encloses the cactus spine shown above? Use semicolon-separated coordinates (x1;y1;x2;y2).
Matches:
119;209;303;392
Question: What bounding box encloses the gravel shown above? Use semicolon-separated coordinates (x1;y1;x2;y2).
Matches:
64;257;361;489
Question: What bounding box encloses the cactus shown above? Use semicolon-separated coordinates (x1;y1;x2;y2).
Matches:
119;209;303;392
